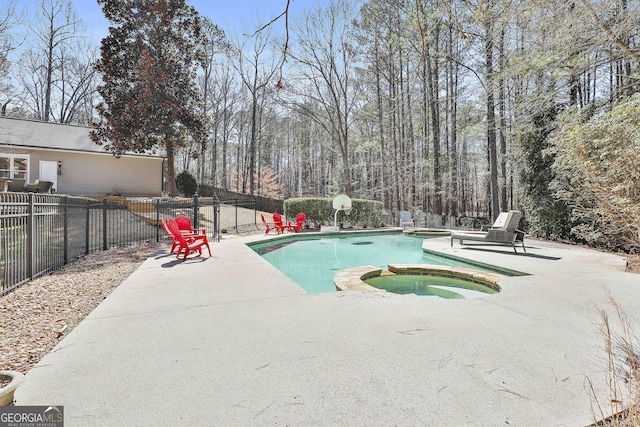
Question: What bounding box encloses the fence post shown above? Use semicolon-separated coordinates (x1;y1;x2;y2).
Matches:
102;198;108;251
213;194;219;242
155;198;160;242
63;196;69;264
254;197;257;227
235;197;238;234
193;192;199;229
85;199;90;255
27;194;34;280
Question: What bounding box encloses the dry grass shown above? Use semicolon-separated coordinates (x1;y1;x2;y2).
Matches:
625;254;640;273
588;293;640;426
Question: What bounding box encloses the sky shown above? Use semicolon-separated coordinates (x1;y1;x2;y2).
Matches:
70;0;319;44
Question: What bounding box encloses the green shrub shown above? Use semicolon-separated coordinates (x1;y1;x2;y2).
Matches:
175;170;198;197
517;104;573;240
283;197;384;229
549;95;640;253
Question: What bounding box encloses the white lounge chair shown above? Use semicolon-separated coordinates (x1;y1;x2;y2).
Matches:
451;210;526;253
399;211;414;228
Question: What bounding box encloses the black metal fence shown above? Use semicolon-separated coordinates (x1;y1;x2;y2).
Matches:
198;185;284;214
0;193;222;295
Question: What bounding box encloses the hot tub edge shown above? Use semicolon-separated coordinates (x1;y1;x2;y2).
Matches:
333;264;503;293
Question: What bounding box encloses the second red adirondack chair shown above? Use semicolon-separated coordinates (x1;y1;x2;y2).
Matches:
166;218;209;260
175;215;211;256
290;213;306;232
272;213;287;234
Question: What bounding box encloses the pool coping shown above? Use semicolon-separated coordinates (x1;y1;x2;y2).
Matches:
244;227;405;246
402;228;452;237
333;263;504;293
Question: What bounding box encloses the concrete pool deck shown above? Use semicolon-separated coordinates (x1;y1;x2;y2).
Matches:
15;231;640;426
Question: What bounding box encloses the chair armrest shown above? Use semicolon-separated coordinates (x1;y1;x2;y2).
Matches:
482;225;506;231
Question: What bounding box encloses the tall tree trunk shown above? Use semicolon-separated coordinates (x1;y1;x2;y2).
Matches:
398;46;407;209
421;52;430;213
221;92;230;190
425;23;442;215
374;33;387;207
390;71;401;211
200;64;210;185
45;38;54;121
498;26;508;212
249;88;258;195
484;20;500;220
405;54;416;207
165;137;178;196
448;24;459;217
211;119;218;187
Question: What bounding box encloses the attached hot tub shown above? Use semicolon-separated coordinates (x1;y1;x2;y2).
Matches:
333;264;501;299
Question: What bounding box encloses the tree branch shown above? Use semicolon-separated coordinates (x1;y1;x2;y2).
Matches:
578;0;640;65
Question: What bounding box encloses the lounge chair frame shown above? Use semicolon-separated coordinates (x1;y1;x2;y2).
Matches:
450;210;526;253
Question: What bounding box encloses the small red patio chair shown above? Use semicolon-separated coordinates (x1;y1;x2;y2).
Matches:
290;213;306;232
166;218;209;260
162;218;200;255
175;215;211;256
272;213;288;234
261;214;280;234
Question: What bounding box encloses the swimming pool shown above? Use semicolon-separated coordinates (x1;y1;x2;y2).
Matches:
249;232;522;294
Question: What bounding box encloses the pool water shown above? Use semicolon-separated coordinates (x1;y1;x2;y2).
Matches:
250;232;517;294
365;274;498;299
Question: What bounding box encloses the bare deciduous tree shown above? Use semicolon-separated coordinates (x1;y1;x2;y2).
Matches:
287;0;362;197
0;0;20;115
22;0;85;122
229;21;279;195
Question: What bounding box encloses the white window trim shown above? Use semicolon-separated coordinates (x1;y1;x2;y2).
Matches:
0;153;30;182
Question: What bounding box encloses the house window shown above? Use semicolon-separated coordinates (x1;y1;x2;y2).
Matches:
0;154;30;180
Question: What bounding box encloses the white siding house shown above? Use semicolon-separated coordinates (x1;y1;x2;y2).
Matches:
0;117;165;196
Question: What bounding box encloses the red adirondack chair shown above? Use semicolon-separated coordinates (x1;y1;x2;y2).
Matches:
290;213;306;232
272;213;288;234
261;214;280;234
174;215;211;256
166;218;209;260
